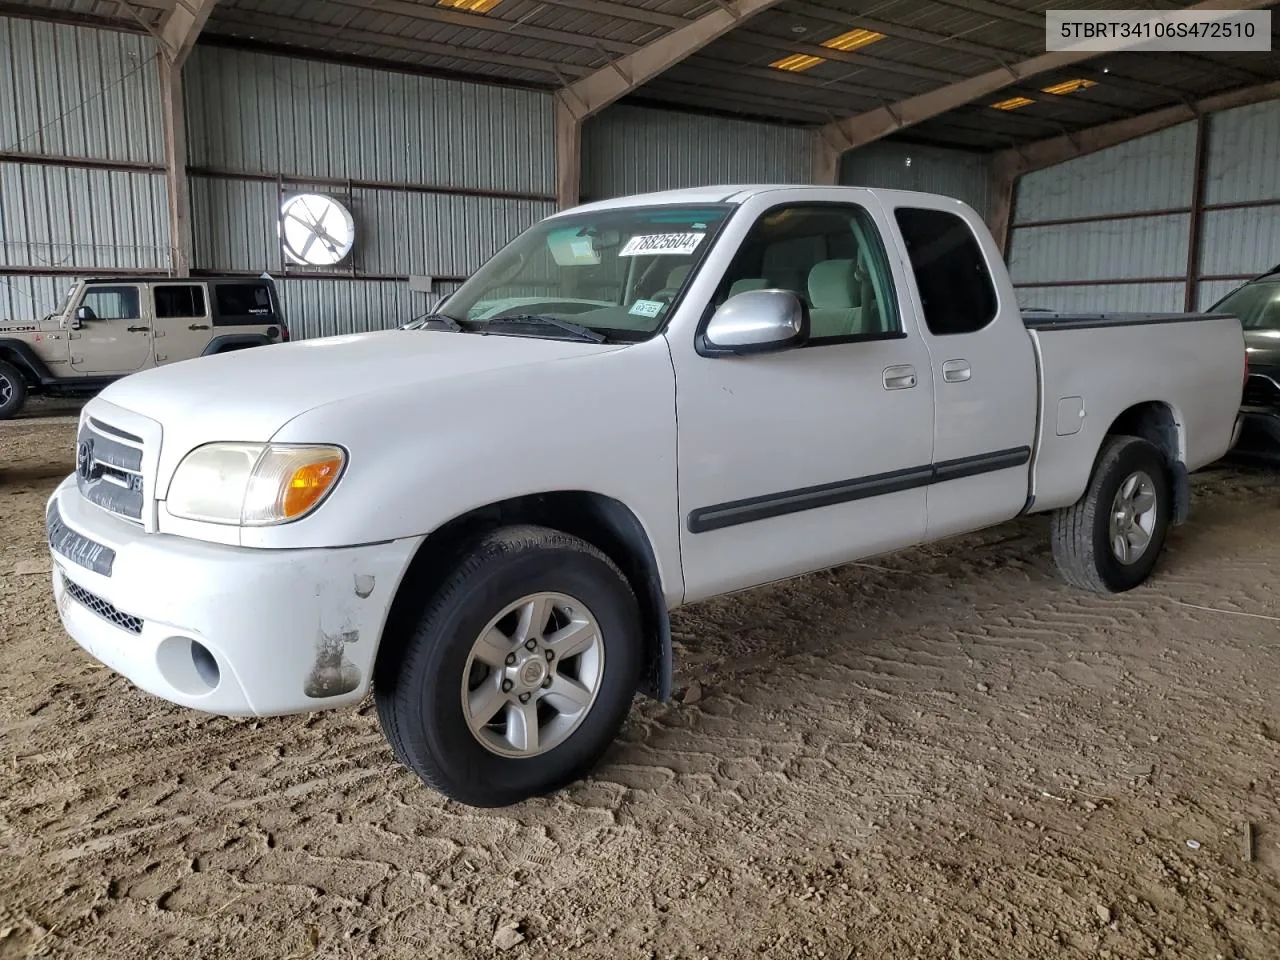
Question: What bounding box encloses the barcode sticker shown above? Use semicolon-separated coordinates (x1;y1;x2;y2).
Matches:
619;233;705;257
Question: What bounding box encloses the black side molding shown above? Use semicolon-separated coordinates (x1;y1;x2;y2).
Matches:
688;446;1031;534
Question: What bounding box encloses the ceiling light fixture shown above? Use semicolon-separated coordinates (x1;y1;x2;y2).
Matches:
1041;78;1098;95
769;26;885;72
991;95;1035;111
770;53;825;72
822;28;886;51
438;0;503;13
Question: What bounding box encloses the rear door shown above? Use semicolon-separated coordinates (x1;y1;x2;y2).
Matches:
152;283;212;364
888;201;1038;539
69;284;152;375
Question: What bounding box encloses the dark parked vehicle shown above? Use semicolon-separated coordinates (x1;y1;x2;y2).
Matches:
1216;266;1280;458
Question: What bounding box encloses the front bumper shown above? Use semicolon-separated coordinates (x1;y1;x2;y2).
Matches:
47;476;422;717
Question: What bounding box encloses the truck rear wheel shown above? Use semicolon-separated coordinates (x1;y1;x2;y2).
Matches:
1050;435;1171;593
375;525;642;807
0;360;27;420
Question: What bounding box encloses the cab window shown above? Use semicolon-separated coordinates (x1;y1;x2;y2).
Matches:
714;204;901;343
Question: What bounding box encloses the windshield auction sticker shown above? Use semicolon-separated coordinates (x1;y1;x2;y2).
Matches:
619;233;705;257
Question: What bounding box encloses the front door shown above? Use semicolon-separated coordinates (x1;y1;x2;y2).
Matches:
69;284;153;375
890;203;1038;540
151;283;212;364
671;194;936;603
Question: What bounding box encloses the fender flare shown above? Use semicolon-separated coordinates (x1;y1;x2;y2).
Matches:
0;338;56;385
201;333;271;356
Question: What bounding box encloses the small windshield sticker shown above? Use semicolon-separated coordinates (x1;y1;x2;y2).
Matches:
570;237;594;259
619;232;705;257
629;299;664;318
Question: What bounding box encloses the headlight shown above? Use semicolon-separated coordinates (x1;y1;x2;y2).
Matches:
166;443;346;526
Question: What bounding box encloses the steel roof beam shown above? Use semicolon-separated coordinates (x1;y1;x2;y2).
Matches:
553;0;788;208
157;0;218;67
992;78;1280;178
555;0;789;122
819;0;1277;154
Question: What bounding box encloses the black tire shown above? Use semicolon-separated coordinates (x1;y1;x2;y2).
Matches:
376;525;642;807
0;360;27;420
1050;435;1172;593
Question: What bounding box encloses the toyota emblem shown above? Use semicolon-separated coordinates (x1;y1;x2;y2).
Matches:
76;439;95;481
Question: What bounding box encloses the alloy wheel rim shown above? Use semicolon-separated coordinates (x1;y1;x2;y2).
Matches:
460;592;604;759
1109;470;1158;565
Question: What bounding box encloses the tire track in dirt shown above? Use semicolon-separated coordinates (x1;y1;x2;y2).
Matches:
3;419;1279;959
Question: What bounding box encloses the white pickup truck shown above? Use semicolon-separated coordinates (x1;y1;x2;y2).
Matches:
46;185;1245;807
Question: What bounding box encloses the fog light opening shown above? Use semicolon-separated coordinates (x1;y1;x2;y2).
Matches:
191;640;221;688
156;636;221;696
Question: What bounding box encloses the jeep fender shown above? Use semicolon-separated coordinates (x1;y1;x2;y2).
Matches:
0;339;56;386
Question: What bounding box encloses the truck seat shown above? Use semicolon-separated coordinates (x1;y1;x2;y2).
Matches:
807;260;865;338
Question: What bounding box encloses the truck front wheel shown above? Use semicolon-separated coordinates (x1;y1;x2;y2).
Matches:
0;360;27;420
375;525;643;806
1050;435;1172;593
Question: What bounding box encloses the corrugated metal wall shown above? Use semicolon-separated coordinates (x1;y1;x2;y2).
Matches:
840;141;989;214
0;16;163;165
184;46;555;196
0;15;170;320
581;105;813;200
1008;123;1195;312
1009;100;1280;313
182;45;557;334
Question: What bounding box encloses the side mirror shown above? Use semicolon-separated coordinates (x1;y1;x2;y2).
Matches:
75;305;96;325
701;289;808;356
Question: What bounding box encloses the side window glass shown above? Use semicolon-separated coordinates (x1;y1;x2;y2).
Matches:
213;283;274;325
894;207;997;336
715;204;901;342
154;285;206;319
81;286;140;320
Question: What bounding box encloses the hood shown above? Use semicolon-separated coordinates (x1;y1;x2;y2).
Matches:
97;328;625;444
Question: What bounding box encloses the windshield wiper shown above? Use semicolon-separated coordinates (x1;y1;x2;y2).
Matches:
483;314;606;343
402;313;463;333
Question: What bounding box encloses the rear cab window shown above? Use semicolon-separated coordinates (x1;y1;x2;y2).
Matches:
894;207;998;336
212;282;277;327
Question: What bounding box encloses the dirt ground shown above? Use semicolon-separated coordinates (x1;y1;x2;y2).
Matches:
1;404;1278;960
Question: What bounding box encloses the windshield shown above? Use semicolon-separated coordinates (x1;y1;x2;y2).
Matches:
435;204;733;340
1211;277;1280;330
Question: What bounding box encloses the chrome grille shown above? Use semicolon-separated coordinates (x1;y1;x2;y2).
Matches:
76;416;146;523
62;575;143;634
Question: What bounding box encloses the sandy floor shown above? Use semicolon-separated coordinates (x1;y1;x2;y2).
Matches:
2;407;1278;960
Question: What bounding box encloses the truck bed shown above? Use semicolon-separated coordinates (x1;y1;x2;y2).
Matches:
1022;309;1243;516
1022;310;1233;330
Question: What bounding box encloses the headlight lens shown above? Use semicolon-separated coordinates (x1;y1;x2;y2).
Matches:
166;442;346;526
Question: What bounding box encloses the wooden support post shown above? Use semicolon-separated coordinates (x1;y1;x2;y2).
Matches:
986;156;1018;259
813;133;843;186
1184;114;1209;311
158;56;192;277
554;97;581;211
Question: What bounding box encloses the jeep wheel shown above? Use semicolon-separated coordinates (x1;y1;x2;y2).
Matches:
376;525;642;807
0;360;27;420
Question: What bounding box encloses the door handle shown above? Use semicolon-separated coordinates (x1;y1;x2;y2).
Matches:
882;364;917;390
188;323;210;330
127;325;149;333
942;359;971;383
